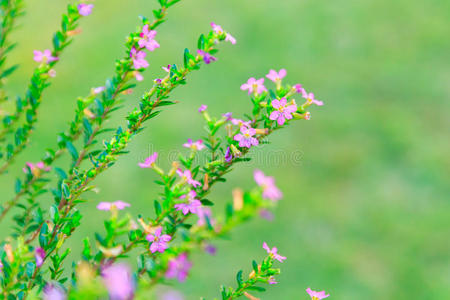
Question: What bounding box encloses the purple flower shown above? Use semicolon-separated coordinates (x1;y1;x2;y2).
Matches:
266;69;287;83
240;77;267;95
233;126;259;149
77;3;93;16
306;288;330;300
102;264;135;300
269;97;297;125
259;209;274;221
301;89;323;106
165;253;192;282
174;191;202;215
176;169;201;187
33;50;58;63
263;242;286;263
183;139;205;151
43;284;66;300
130;47;149;69
35;247;45;267
138;152;158;168
254;170;282;201
224;147;232;162
138;25;160;51
161;290;184;300
197;50;216;64
146;227;171;253
204;244;217;255
97;201;130;211
222;112;233;120
198;104;207;112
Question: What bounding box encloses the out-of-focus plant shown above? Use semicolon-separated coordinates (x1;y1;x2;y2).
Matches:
0;0;329;299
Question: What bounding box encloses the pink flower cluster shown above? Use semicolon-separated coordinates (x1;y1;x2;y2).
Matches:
183;139;205;151
211;22;236;44
177;169;201;188
130;24;161;81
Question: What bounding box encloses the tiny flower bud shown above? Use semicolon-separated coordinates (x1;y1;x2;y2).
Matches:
232;188;243;211
4;244;13;262
67;28;82;36
254;128;268;135
243;292;260;300
203;173;209;191
169;161;180;177
83;108;95;119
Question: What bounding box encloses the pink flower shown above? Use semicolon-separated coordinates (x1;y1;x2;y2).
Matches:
146;227;171;253
176;169;201;187
231;118;251;128
197;207;215;227
162;65;171;72
35;247;45;267
77;3;93;16
254;170;282;201
174;191;202;215
23;162;50;175
138;152;158;168
97;201;130;211
211;22;224;34
165;253;192;282
269;97;298;125
234;126;259;148
130;47;149;69
302;89;323;106
263;242;286;263
266;69;287;83
293;84;303;93
183;139;205;151
93;86;106;94
306;288;330;300
225;33;237;44
135;72;144;81
102;264;135;300
43;284;66;300
204;244;217;255
304;111;311;120
240;78;267;95
197;50;216;64
33;50;58;63
198;104;207;112
138;25;160;51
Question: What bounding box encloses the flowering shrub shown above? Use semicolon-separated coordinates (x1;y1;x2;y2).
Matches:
0;0;328;299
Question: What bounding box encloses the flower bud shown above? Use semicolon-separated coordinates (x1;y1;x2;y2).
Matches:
232;188;243;211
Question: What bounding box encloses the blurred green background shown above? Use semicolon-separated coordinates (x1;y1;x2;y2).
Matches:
1;0;449;299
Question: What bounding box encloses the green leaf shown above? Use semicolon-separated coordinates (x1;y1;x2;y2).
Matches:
15;179;21;194
154;200;162;217
65;141;78;160
236;270;243;287
61;182;70;199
